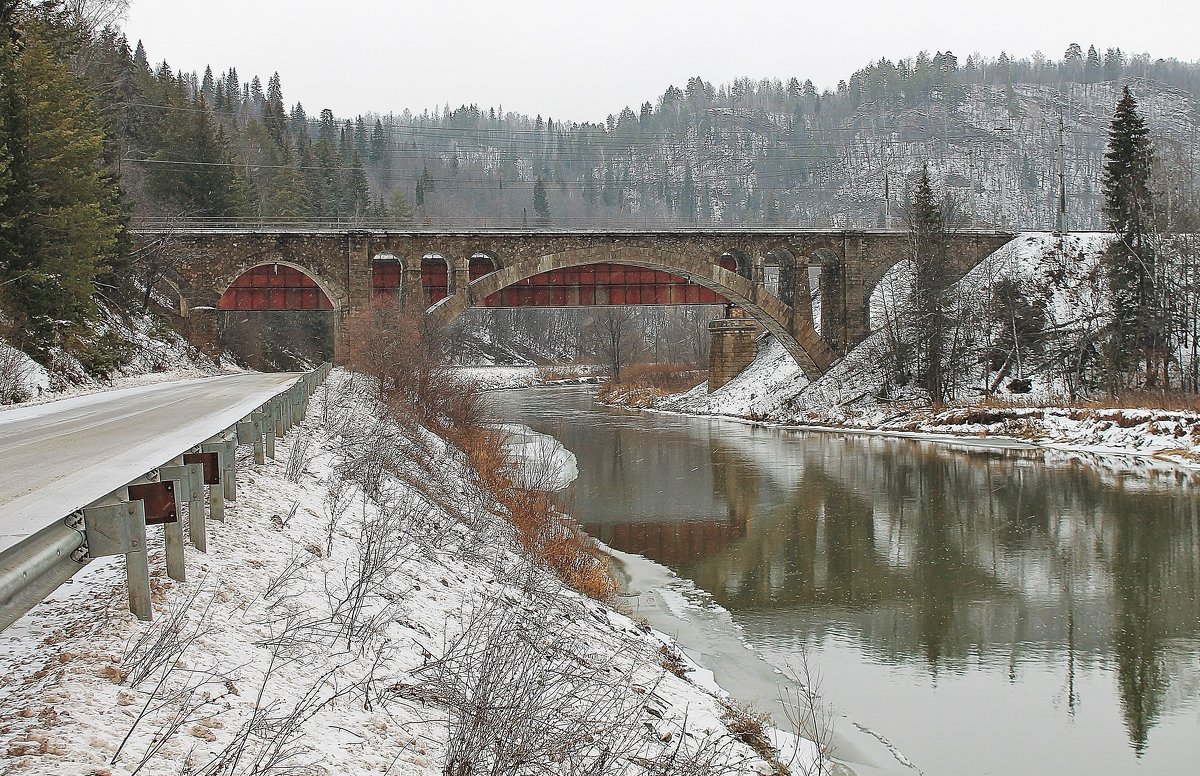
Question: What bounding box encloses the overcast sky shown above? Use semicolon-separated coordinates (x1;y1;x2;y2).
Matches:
122;0;1198;122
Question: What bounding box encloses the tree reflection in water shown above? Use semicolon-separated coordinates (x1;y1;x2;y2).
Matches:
497;387;1200;766
582;423;1200;754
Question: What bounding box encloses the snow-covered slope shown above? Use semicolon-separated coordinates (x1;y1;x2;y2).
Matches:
0;371;821;775
1;303;220;406
630;233;1200;466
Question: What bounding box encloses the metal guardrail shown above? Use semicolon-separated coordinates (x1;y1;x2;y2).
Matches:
0;364;333;632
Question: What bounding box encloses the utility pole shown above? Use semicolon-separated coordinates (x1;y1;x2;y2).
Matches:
882;142;891;229
999;156;1008;229
968;150;977;228
1057;108;1068;234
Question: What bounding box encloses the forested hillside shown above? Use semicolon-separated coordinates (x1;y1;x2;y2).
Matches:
120;43;1200;231
2;0;1199;387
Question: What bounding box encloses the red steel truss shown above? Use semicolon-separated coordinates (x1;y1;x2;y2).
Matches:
218;264;333;311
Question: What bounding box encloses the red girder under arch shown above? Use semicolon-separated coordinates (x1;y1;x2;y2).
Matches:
477;259;736;308
218;264;334;311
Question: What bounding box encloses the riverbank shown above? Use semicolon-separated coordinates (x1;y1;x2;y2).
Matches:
601;337;1200;471
601;230;1200;470
0;371;818;775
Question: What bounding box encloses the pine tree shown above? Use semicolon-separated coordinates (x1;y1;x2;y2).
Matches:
1102;86;1159;387
0;12;122;348
532;175;550;222
263;72;287;152
906;165;953;406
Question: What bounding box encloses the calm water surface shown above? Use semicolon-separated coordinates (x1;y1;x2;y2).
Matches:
487;386;1200;776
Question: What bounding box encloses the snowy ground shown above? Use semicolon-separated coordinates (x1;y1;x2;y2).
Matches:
609;233;1200;468
455;364;604;392
1;303;221;408
0;371;820;776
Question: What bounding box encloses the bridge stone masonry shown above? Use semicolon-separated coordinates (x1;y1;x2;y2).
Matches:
134;228;1016;384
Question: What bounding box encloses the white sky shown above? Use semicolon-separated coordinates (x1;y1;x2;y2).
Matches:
122;0;1199;123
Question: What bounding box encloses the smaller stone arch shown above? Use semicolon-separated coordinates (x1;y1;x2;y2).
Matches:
763;247;799;306
421;253;453;305
469;251;501;282
218;261;337;311
719;249;752;280
372;253;404;309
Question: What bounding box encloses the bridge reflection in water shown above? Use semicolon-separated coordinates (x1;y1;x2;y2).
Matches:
492;387;1200;776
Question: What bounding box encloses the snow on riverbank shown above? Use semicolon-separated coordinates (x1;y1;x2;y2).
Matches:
492;423;580;491
609;233;1200;468
456;365;604;392
0;371;816;775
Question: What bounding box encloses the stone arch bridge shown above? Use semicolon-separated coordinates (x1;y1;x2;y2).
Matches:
134;229;1015;381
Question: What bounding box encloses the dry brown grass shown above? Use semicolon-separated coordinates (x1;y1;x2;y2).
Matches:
458;428;618;602
347;309;616;602
617;362;706;392
598;362;705;406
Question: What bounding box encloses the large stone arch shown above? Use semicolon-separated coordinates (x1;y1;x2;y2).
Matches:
214;260;345;312
426;245;835;379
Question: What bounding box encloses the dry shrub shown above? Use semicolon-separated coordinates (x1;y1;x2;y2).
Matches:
598;362;704;407
345;308;483;436
459;427;617;602
346;308;615;601
720;703;789;775
618;362;705;392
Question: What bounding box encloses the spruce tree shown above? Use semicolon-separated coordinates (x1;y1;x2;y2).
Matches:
532;176;550;223
1102;86;1159;387
0;11;121;349
907;165;952;406
263;72;287;151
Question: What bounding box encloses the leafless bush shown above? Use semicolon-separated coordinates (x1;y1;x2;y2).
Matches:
192;640;361;776
123;667;238;774
406;592;652;776
264;545;316;601
328;507;411;650
779;649;836;776
284;430;313;483
322;479;352;557
111;586;234;770
0;344;34;404
121;584;215;687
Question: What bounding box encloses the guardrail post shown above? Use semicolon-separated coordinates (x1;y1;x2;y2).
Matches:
273;399;285;439
83;501;151;621
203;436;235;509
237;417;263;466
162;462;206;554
291;387;303;426
263;405;277;460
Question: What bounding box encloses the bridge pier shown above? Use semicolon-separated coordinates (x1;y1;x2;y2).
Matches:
187;307;222;362
708;318;759;392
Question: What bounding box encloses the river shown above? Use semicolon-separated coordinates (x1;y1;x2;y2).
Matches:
485;385;1200;776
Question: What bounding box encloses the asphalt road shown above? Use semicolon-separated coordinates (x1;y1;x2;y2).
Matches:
0;373;300;555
